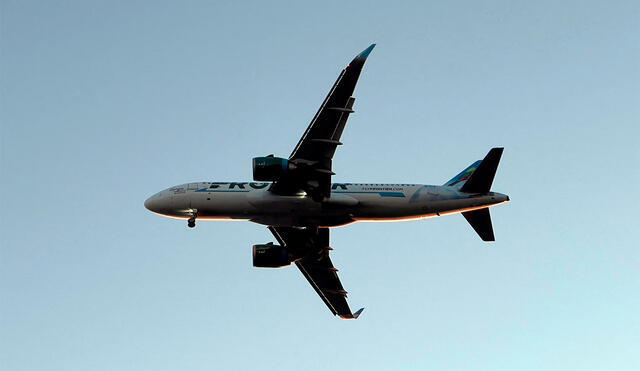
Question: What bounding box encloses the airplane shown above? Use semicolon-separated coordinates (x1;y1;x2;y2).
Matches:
144;44;510;319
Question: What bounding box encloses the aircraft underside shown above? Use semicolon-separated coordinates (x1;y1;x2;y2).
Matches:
144;44;510;319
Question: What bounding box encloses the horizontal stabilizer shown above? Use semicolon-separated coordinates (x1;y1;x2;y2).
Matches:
460;148;503;194
462;208;495;241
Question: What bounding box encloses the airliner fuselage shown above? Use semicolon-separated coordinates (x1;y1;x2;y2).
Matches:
144;182;509;227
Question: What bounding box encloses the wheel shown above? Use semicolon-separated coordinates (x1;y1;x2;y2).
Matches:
188;219;196;228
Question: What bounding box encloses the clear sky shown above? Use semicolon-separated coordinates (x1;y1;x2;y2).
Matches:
1;1;638;370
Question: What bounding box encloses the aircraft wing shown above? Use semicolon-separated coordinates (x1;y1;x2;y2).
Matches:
270;44;375;200
269;226;363;319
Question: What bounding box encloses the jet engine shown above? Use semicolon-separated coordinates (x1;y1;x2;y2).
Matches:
252;243;291;268
252;156;295;181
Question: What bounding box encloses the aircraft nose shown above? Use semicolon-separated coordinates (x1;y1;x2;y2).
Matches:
144;195;158;212
144;193;171;214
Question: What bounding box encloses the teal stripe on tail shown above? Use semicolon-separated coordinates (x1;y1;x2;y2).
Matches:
444;160;482;189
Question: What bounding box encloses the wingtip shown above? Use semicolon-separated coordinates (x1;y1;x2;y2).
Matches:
356;44;376;60
353;307;365;319
338;307;365;320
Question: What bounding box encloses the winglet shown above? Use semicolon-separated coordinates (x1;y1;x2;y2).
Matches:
352;307;365;319
356;44;376;60
347;44;376;70
340;307;365;320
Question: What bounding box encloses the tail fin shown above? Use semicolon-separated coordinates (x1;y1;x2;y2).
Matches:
460;148;503;194
462;208;495;241
452;148;505;242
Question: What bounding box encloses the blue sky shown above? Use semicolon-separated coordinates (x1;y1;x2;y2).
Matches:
1;1;638;370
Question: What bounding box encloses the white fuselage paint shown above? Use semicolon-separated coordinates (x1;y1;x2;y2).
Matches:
144;182;510;227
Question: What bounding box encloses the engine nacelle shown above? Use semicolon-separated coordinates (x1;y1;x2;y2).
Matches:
252;243;291;268
252;156;293;181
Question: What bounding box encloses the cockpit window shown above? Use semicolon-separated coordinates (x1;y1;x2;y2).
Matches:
169;186;186;194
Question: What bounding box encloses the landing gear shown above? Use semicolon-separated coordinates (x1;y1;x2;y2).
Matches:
187;209;197;228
